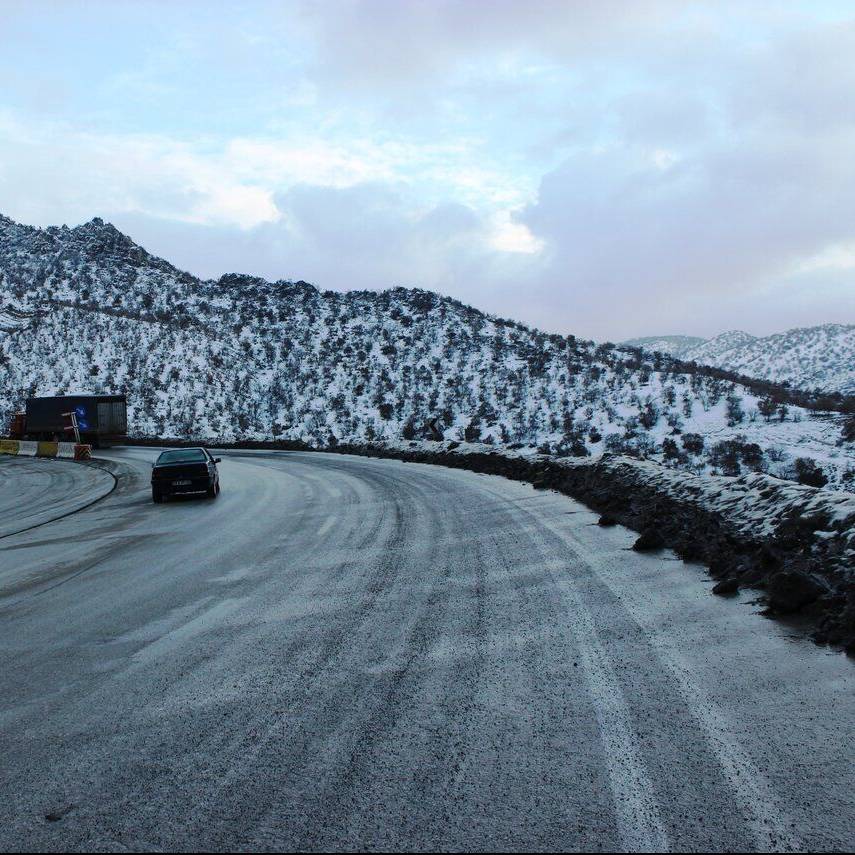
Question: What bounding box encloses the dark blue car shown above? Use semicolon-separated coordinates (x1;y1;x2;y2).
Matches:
151;448;221;503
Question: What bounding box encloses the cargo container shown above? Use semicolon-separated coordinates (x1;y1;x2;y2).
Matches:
20;394;127;447
8;412;25;439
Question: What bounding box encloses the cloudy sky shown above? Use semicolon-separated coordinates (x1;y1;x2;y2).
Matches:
1;0;854;341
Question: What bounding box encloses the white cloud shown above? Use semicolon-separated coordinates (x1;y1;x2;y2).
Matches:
795;243;855;274
489;212;544;255
0;105;538;225
223;138;398;188
0;111;279;229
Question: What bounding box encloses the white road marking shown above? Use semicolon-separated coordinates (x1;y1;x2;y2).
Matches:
530;499;802;853
556;577;670;852
316;515;336;538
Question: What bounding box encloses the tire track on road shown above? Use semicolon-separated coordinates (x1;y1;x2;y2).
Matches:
485;481;801;853
0;458;117;539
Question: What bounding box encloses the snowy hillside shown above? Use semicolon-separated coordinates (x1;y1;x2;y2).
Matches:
1;214;854;490
625;326;855;394
684;326;855;395
621;335;706;357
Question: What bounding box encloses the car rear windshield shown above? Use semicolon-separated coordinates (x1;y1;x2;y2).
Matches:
156;449;208;464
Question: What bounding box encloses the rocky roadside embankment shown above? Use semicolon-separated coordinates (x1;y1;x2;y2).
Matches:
333;440;855;655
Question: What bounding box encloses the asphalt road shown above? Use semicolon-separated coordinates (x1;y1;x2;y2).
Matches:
0;447;853;852
0;455;114;538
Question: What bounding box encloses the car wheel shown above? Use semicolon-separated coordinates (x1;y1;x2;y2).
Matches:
207;482;217;499
152;488;163;504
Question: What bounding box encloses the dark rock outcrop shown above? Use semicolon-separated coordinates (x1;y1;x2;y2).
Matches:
632;528;666;552
766;570;826;614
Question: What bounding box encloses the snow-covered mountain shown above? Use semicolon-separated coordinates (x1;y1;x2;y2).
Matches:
1;214;853;490
621;335;706;357
624;326;855;395
683;326;855;395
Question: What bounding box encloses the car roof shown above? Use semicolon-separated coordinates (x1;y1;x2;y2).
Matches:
156;447;209;457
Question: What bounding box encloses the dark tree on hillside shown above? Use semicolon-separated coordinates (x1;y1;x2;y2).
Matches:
726;392;744;426
682;433;704;455
662;437;686;463
464;416;482;442
639;401;659;430
794;457;828;488
758;396;777;422
710;440;741;476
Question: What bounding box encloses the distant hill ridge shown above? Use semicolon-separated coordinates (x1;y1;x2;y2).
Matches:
624;325;855;395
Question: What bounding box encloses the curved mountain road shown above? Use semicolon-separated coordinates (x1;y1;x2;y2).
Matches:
0;448;852;852
0;455;114;538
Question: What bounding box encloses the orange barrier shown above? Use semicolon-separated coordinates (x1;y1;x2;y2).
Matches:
0;439;92;460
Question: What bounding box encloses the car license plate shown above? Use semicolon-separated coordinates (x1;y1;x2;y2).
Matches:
173;479;192;486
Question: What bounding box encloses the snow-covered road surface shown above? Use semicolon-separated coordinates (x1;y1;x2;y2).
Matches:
0;455;114;538
0;448;853;852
